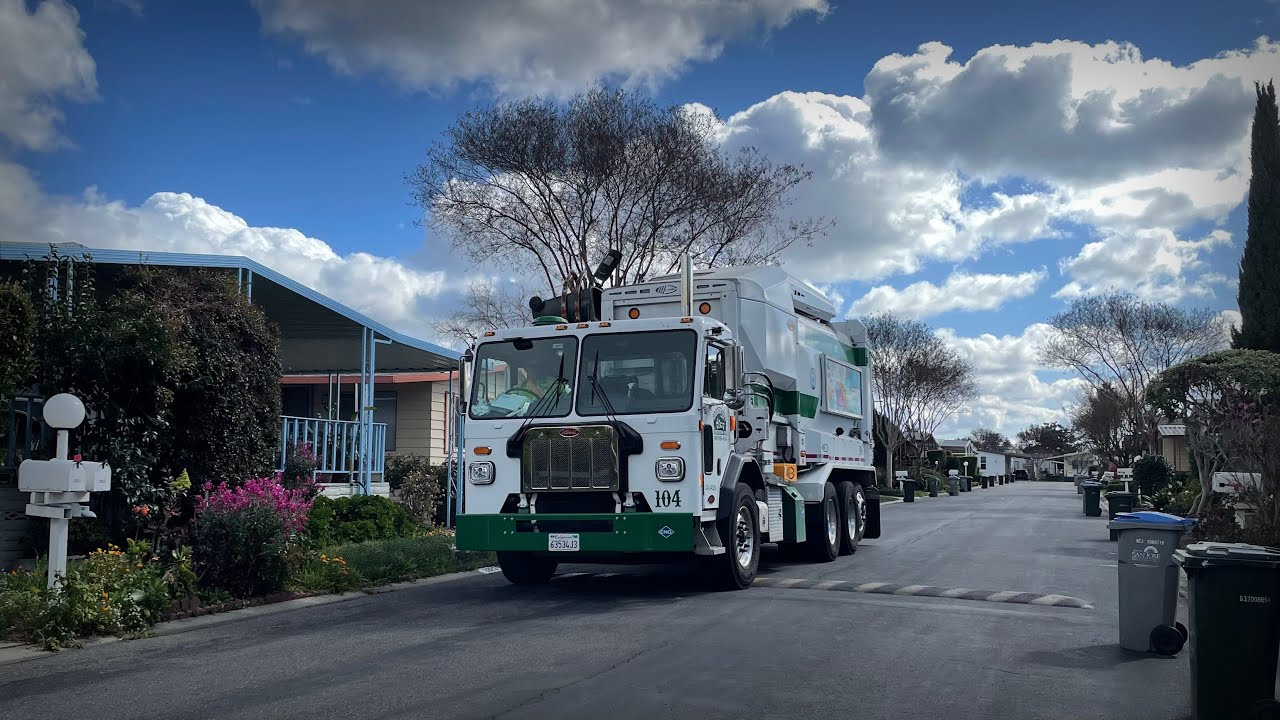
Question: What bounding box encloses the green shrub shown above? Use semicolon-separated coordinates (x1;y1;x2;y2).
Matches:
385;454;449;524
192;502;288;598
307;495;420;547
0;542;170;650
331;533;492;585
1149;473;1200;515
0;279;35;399
1133;456;1174;496
285;550;360;594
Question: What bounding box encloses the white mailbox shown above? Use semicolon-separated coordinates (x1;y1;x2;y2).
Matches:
17;393;112;589
19;458;87;493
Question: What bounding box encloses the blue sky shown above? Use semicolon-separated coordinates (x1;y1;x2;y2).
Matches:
2;0;1278;434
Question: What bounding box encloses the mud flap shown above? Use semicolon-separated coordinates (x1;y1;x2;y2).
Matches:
781;485;807;543
863;486;882;539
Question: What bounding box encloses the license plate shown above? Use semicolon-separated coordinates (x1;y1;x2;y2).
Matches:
548;533;580;552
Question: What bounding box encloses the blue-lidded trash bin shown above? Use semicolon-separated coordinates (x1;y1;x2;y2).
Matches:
1109;511;1195;655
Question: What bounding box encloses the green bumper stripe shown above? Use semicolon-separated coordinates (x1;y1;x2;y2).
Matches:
456;513;696;553
775;390;819;418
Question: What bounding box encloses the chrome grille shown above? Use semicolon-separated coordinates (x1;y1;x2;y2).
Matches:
522;425;619;492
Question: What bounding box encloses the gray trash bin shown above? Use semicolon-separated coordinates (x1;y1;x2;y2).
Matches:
1109;511;1196;654
947;471;960;496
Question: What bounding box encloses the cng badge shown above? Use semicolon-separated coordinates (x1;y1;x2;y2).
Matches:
658;526;675;539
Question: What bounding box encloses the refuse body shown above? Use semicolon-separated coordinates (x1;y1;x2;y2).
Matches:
1106;492;1137;539
1082;482;1103;517
927;477;939;497
1075;474;1086;495
1175;543;1280;720
980;476;989;489
962;476;972;492
947;471;960;496
902;478;917;502
1109;512;1195;655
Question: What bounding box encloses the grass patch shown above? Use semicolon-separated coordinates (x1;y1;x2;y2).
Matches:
323;533;495;587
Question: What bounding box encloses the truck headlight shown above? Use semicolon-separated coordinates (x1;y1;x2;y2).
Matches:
468;461;495;485
656;457;684;481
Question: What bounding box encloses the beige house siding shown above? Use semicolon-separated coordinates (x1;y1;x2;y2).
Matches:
1161;435;1190;473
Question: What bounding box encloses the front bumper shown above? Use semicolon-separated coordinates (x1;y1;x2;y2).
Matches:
456;513;696;553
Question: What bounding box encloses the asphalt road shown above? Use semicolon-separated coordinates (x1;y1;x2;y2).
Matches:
0;482;1193;720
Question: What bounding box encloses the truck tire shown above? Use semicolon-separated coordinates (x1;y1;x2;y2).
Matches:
804;482;840;562
838;481;865;556
496;552;558;585
709;483;760;590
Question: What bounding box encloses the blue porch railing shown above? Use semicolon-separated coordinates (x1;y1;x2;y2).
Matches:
277;415;387;484
2;396;49;474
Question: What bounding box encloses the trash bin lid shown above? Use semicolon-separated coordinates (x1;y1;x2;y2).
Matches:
1113;511;1195;527
1175;542;1280;569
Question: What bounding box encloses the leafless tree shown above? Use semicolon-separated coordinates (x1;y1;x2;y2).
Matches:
1040;292;1225;455
864;313;978;487
410;88;830;301
432;279;535;346
1070;382;1145;467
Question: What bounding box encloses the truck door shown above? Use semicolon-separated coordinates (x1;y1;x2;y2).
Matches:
701;342;733;511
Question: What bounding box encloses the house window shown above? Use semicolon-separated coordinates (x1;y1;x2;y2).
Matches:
281;386;312;418
374;392;398;452
979;456;987;470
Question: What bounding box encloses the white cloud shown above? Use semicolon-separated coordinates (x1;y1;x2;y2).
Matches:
714;91;1062;282
851;269;1046;319
864;38;1272;185
251;0;828;96
934;323;1088;437
18;190;465;341
1054;228;1233;302
0;0;96;151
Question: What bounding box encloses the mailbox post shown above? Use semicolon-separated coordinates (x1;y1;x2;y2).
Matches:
17;394;111;589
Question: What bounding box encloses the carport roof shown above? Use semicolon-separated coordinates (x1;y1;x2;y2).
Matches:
0;242;460;374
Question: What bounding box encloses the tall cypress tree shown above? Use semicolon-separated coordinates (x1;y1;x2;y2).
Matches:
1236;80;1280;352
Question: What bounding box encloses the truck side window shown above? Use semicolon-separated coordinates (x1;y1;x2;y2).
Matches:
704;344;726;399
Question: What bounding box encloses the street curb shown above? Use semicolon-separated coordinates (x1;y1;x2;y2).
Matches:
0;568;486;667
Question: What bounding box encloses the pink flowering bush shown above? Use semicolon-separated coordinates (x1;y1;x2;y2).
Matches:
192;476;314;598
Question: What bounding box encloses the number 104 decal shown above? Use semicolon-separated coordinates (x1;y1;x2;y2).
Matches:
654;489;682;508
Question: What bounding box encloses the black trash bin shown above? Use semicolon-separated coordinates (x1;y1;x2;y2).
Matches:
1107;492;1137;539
962;477;972;492
1082;482;1103;517
928;477;939;497
1175;543;1280;720
980;476;989;489
902;478;917;502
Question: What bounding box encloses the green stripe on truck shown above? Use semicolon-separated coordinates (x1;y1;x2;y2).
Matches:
775;390;819;418
456;513;696;553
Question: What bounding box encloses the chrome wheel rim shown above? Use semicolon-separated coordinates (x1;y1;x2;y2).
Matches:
735;506;755;569
825;496;839;547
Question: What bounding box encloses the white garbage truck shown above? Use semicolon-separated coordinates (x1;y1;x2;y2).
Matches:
455;259;881;589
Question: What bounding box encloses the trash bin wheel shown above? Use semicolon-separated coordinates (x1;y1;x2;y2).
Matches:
1175;621;1188;641
1251;699;1280;720
1150;624;1185;656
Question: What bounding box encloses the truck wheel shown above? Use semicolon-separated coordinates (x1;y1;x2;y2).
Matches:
496;552;558;585
710;483;760;590
838;481;865;556
805;482;839;562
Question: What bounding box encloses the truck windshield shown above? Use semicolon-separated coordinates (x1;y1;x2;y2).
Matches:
470;337;578;419
576;330;697;416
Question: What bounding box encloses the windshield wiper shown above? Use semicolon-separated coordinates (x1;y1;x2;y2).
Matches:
587;350;621;420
